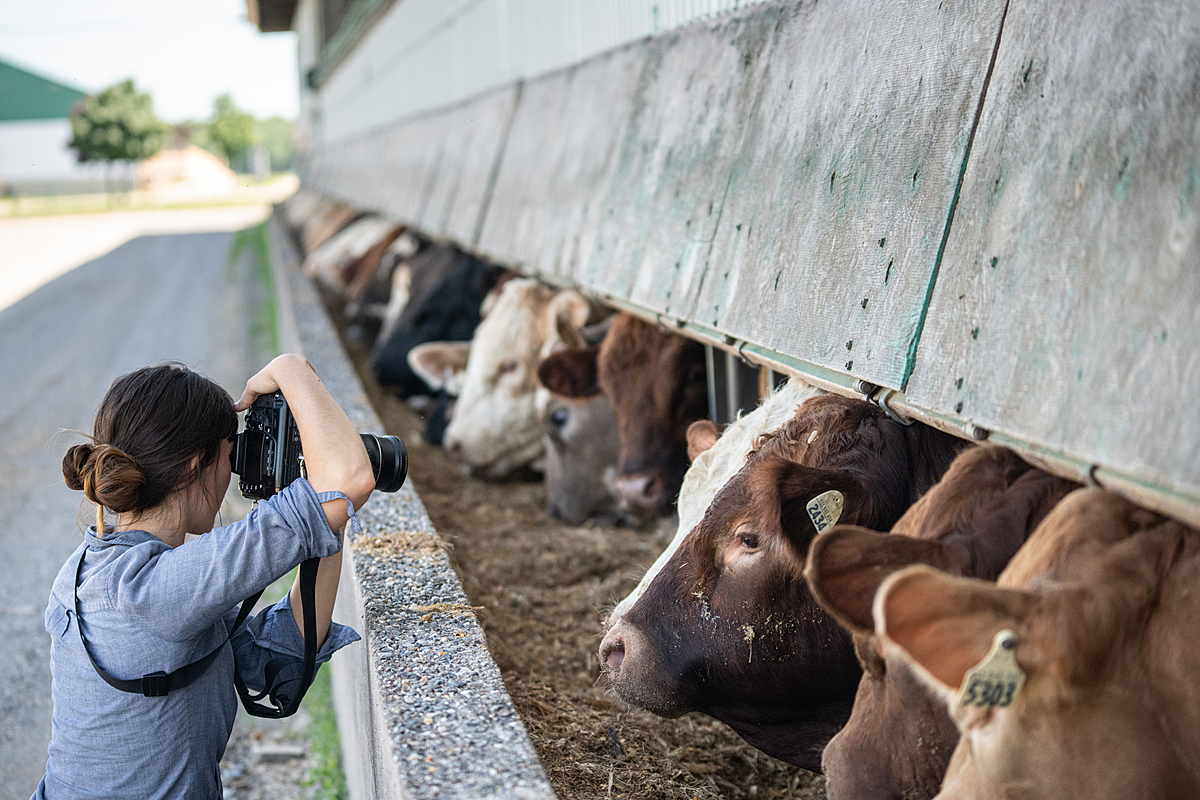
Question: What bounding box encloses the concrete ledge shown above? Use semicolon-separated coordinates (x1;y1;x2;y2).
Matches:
266;212;556;800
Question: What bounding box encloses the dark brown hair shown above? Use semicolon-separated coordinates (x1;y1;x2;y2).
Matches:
63;363;238;533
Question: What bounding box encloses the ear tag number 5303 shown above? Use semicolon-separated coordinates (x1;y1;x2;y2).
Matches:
956;628;1025;711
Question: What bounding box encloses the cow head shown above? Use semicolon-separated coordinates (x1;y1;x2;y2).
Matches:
599;394;965;771
878;490;1200;800
596;314;708;517
805;445;1079;800
536;346;622;524
442;280;589;479
607;378;825;625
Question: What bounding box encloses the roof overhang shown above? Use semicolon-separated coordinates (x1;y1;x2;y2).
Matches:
247;0;297;32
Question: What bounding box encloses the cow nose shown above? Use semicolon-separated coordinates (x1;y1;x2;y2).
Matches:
614;474;663;509
599;630;626;672
444;438;464;461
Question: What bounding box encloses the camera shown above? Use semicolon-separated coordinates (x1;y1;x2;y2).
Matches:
230;391;408;501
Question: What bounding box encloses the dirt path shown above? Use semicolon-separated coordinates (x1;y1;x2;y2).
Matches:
341;335;826;800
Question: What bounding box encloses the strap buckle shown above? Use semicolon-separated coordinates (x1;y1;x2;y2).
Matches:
141;671;170;697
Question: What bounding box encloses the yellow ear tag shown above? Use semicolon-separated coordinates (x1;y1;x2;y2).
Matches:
806;490;844;533
956;629;1025;711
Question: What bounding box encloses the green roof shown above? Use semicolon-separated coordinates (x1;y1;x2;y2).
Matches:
0;59;88;122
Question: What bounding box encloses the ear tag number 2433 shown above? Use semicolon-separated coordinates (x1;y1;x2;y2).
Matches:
956;628;1025;711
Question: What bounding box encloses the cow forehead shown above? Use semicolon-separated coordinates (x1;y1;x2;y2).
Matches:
598;316;672;372
466;289;554;367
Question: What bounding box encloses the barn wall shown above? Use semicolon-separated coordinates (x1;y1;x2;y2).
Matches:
307;0;776;145
299;0;1200;525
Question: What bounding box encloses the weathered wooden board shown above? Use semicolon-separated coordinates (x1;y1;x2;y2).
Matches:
682;0;1005;389
416;85;519;246
906;0;1200;492
475;42;647;278
575;7;786;311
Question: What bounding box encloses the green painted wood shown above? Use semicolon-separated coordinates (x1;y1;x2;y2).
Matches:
906;0;1200;491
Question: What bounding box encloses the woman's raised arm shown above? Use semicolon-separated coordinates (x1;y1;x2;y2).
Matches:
236;354;376;531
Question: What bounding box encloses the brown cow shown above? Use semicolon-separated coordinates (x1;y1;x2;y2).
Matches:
599;393;968;771
804;444;1079;800
595;314;709;518
878;489;1200;800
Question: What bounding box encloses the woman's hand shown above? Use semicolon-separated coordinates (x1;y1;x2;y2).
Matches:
236;354;375;531
234;354;315;412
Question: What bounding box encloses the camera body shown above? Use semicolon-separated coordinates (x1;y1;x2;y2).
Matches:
231;391;407;500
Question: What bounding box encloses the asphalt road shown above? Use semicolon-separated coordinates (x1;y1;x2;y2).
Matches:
0;209;275;797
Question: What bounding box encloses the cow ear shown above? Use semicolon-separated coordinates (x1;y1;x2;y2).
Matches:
537;347;602;398
777;466;867;555
805;525;951;635
747;459;868;574
544;290;591;355
408;341;472;394
877;564;1034;696
687;420;724;461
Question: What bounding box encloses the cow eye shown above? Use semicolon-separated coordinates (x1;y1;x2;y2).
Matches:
549;407;570;428
497;359;519;377
740;533;759;550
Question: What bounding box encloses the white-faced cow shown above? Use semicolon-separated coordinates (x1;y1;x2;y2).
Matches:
599;393;968;771
441;279;590;479
804;444;1079;800
608;377;823;624
877;489;1200;800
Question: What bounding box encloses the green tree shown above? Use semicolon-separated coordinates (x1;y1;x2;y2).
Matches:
258;116;293;172
208;93;257;170
68;79;168;164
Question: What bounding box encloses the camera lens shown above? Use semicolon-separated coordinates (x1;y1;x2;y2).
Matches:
360;433;408;493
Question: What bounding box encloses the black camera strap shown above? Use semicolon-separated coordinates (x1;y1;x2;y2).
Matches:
232;556;320;718
73;548;321;717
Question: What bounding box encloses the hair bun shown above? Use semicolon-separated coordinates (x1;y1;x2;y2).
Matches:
62;443;95;491
64;442;146;512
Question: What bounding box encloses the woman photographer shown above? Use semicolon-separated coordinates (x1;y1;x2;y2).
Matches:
34;354;375;800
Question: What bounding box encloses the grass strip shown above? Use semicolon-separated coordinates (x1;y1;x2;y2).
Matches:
228;221;281;357
304;666;349;800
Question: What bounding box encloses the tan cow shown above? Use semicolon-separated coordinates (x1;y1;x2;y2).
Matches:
805;444;1079;800
441;278;589;479
877;489;1200;800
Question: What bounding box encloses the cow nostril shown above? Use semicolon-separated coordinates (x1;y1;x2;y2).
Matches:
547;502;563;520
603;640;626;672
445;439;463;461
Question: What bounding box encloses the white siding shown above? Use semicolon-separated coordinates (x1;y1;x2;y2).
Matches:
0;119;109;191
311;0;772;145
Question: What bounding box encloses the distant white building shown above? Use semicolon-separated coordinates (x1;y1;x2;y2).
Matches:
0;57;111;195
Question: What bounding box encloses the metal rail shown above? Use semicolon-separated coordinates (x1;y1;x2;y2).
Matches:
531;271;1200;530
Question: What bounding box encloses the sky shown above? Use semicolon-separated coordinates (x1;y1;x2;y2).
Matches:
0;0;299;123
